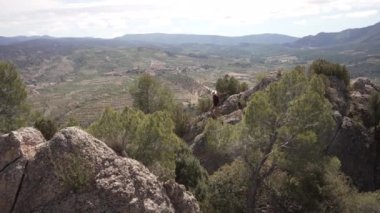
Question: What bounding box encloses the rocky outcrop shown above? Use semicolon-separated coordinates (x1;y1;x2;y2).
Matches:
328;117;376;190
219;72;281;116
0;127;199;212
325;76;350;115
349;77;380;127
184;72;281;173
0;127;46;213
190;73;380;191
327;77;380;191
351;77;379;94
221;110;244;125
164;180;200;213
184;72;281;144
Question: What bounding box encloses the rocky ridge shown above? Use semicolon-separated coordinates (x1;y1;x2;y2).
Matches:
327;77;380;190
188;73;380;191
187;72;281;173
0;127;199;213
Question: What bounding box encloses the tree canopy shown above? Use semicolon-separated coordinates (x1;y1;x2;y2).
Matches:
242;69;335;212
129;73;190;137
0;62;29;133
309;59;350;86
216;74;248;102
88;106;182;180
129;73;175;114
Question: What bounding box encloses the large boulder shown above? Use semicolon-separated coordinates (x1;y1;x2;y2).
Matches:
327;117;376;190
349;77;380;128
0;127;46;213
351;77;379;95
0;127;45;170
0;127;199;212
163;180;200;213
221;110;244;125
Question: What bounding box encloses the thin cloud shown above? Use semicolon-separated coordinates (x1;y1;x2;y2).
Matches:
346;9;378;18
323;9;378;19
293;19;308;25
322;14;345;19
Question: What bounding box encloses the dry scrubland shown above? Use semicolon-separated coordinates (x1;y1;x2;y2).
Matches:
26;47;274;125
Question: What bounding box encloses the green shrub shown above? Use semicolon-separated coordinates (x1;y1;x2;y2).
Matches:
197;97;212;113
240;82;249;92
171;104;191;137
52;153;94;192
216;75;244;102
34;117;58;140
89;107;182;180
203;119;241;156
175;146;208;202
309;59;350;86
87;107;127;155
207;159;248;213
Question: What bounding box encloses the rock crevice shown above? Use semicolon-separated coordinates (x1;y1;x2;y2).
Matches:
10;161;28;213
0;156;22;174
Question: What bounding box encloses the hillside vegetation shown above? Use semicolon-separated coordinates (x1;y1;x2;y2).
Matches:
1;58;380;212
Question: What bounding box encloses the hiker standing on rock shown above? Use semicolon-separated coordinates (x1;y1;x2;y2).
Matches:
211;90;219;117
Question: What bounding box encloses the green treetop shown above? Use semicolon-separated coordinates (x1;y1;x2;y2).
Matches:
309;59;350;86
129;73;175;114
0;62;29;133
243;69;335;212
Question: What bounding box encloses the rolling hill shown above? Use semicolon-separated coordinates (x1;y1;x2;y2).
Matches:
0;33;299;47
0;36;50;45
291;22;380;49
1;22;379;49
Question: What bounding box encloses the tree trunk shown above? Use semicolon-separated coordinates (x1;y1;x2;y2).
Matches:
246;132;278;213
247;173;260;213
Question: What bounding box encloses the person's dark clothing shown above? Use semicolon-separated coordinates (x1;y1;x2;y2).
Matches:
213;94;219;107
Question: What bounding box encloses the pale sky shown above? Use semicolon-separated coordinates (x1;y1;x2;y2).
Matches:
0;0;380;38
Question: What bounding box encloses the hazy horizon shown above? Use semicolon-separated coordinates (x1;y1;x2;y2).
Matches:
1;0;380;38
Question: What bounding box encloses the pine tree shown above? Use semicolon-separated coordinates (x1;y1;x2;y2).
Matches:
243;70;335;212
88;107;127;155
129;73;174;114
0;62;29;133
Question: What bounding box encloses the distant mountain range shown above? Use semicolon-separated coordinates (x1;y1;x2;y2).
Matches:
0;33;298;46
291;22;380;49
0;22;379;48
0;35;53;45
114;33;298;45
